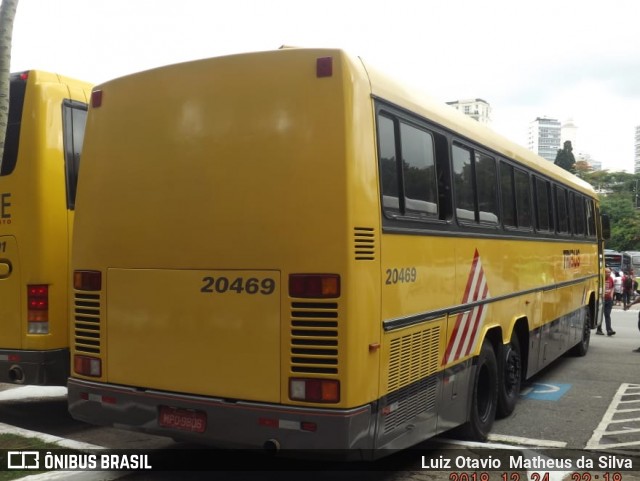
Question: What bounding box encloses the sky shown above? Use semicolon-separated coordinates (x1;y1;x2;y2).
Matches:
8;0;640;172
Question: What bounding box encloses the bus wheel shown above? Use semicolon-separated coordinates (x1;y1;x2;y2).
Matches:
497;334;521;418
569;306;591;357
460;338;498;441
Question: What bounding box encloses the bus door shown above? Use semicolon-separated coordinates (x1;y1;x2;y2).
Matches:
0;236;21;347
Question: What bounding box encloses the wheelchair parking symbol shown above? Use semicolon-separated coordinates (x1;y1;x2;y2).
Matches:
520;383;572;401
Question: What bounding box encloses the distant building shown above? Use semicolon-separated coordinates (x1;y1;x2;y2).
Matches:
446;98;491;124
635;125;640;174
528;117;561;162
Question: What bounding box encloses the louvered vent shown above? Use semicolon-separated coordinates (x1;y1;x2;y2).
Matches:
74;292;101;354
384;325;441;434
388;325;441;392
290;302;339;374
354;227;375;261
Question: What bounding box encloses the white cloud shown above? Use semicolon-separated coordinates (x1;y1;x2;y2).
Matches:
8;0;640;171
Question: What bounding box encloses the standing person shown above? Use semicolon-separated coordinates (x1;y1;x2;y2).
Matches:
597;267;616;336
614;271;623;306
623;270;634;309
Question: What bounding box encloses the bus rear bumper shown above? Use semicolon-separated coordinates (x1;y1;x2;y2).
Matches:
68;378;376;454
0;348;69;385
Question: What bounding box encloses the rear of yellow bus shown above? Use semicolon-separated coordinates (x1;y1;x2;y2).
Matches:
68;49;384;451
0;71;90;385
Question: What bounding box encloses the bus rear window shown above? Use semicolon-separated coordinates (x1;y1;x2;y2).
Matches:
1;74;28;176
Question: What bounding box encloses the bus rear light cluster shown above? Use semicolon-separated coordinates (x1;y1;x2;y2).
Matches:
289;378;340;403
74;355;101;377
288;274;340;298
27;284;49;334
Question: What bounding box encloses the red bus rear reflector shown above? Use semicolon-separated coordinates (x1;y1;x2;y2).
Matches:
316;57;333;77
91;89;103;108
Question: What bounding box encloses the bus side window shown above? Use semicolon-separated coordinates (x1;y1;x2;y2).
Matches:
398;121;438;219
514;168;532;229
534;176;553;232
62;100;88;210
378;114;401;217
500;161;516;227
555;185;570;234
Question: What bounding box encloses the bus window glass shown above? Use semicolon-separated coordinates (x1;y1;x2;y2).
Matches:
399;122;438;217
63;101;88;210
555;185;569;233
500;161;516;227
535;177;551;231
475;152;498;224
586;199;596;237
514;168;531;228
378;115;400;216
574;194;586;235
1;75;27;176
453;144;475;221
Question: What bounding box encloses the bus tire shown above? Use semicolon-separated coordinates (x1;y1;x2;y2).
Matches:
496;334;521;418
569;306;591;357
460;338;498;441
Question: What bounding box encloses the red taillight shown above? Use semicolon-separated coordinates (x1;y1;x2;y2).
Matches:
289;378;340;403
74;270;102;291
316;57;333;78
19;72;29;81
74;355;102;377
27;285;49;333
289;274;340;298
91;89;103;108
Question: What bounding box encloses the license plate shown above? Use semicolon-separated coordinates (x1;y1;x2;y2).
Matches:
158;405;207;433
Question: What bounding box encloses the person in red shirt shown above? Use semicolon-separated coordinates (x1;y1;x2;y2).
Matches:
597;267;616;336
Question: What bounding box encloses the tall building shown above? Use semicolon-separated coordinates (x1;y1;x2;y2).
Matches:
635;125;640;174
446;98;491;124
528;117;561;162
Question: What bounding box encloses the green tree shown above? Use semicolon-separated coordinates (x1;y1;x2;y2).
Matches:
554;140;576;173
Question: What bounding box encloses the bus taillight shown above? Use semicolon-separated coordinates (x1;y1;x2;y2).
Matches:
74;355;101;377
27;285;49;334
289;378;340;403
74;270;102;291
289;274;340;298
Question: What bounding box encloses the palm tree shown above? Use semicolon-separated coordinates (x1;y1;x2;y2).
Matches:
0;0;19;167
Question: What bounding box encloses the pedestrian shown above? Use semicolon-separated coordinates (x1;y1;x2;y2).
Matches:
623;270;635;308
597;267;616;336
614;271;623;306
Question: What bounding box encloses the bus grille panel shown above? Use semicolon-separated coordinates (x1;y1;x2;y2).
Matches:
290;302;339;374
73;293;101;354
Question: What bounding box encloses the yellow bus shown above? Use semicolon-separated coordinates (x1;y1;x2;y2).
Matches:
68;48;608;455
0;70;92;385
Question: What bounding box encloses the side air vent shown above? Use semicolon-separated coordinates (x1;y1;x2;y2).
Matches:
383;325;441;434
388;325;441;392
354;227;375;261
73;292;101;354
290;302;339;374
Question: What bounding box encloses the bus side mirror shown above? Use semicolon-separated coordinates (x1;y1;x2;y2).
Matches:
602;214;611;240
